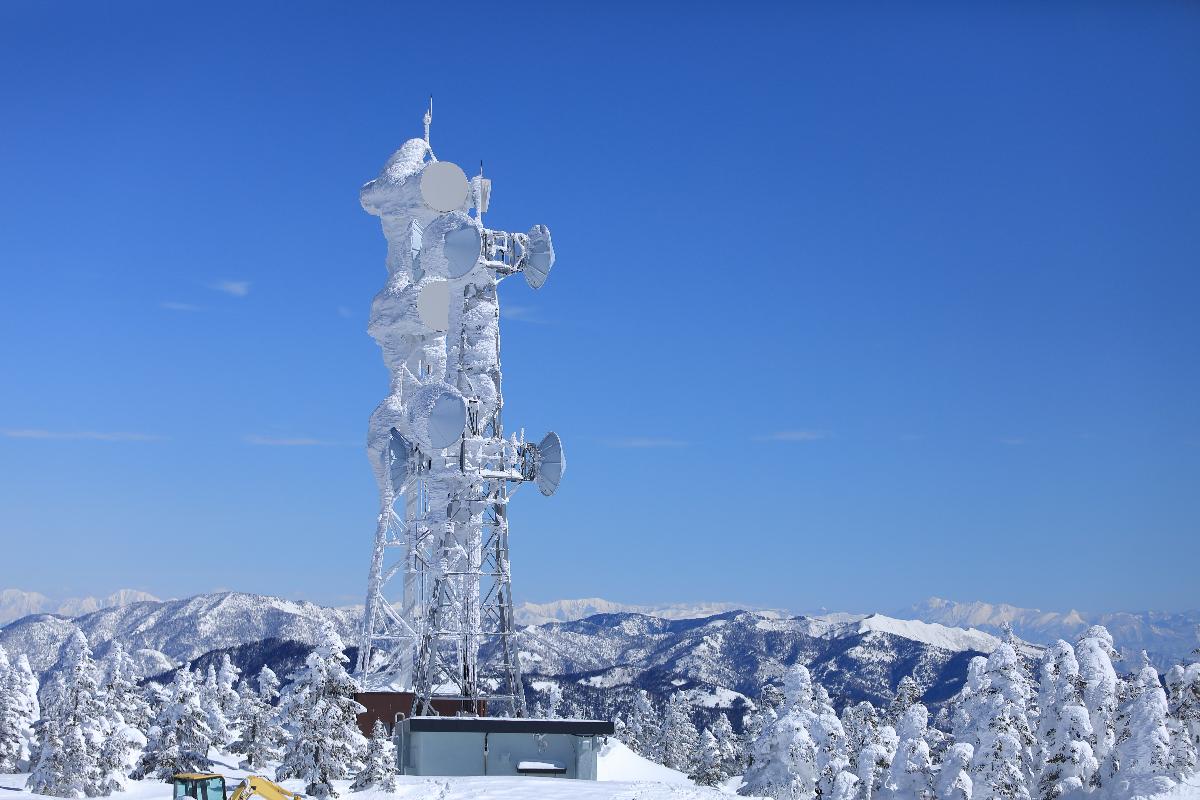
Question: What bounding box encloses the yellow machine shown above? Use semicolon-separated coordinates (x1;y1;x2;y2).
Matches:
170;774;304;800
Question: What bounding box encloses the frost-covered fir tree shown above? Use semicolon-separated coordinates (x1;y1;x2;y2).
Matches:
1034;640;1097;799
740;664;851;800
831;770;859;800
883;703;934;800
711;712;741;778
622;690;661;761
841;701;881;776
200;664;232;748
887;676;921;727
658;692;699;773
94;728;139;796
0;645;27;773
27;631;107;798
257;666;281;704
350;720;396;793
99;643;151;733
215;655;242;721
1075;625;1119;786
856;726;897;800
968;643;1035;800
1112;654;1174;796
533;682;563;719
230;669;286;770
1165;662;1199;780
694;728;726;786
275;622;367;797
11;653;41;770
937;743;975;800
954;656;990;754
132;666;213;780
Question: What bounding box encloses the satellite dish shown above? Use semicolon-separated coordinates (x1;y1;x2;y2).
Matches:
523;225;555;289
535;431;565;496
420;161;469;212
416;280;450;332
443;223;482;278
427;392;467;450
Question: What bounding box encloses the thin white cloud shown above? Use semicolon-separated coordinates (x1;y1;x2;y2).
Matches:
755;430;832;442
160;301;204;312
2;429;162;442
604;437;689;449
500;305;548;323
244;434;344;447
210;280;250;298
337;306;353;318
998;437;1027;446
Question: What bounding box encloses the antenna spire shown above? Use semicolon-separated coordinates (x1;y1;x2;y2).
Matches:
423;96;432;147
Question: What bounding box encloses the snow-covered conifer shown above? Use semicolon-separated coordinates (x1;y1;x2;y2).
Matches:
830;769;859;800
740;665;832;800
215;655;242;720
534;681;563;719
1112;654;1174;795
711;712;740;777
0;645;24;773
199;664;232;748
856;726;898;800
693;728;726;786
132;666;213;780
953;657;989;754
275;622;367;797
841;701;881;776
1034;640;1097;799
658;692;698;772
622;690;660;760
257;666;281;704
937;742;975;800
100;643;151;733
968;642;1035;800
887;676;921;727
1075;625;1119;786
230;671;286;770
350;720;396;793
1165;663;1199;780
27;631;106;798
884;703;934;800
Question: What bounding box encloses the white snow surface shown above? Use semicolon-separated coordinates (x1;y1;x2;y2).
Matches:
0;589;159;625
0;740;733;800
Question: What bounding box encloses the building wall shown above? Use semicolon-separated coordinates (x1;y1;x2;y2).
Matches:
397;729;601;779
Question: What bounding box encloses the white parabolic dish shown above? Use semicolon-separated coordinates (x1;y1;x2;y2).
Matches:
420;161;469;212
536;431;565;496
416;280;450;332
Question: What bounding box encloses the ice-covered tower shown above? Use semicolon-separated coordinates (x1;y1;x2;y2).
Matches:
356;114;564;717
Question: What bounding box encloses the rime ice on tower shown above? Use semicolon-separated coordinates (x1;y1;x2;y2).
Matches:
356;113;563;717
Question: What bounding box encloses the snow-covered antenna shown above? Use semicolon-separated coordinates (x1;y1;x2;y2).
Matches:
356;111;564;719
423;96;432;147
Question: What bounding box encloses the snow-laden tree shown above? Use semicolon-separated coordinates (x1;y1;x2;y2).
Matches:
856;725;898;800
883;703;934;800
350;720;396;793
1075;625;1119;787
0;645;25;773
1165;662;1200;780
712;712;741;778
887;676;921;727
937;742;975;800
1112;654;1174;796
841;701;882;776
230;669;286;770
12;653;42;768
740;664;850;800
533;681;563;719
132;666;213;781
275;622;367;798
830;769;859;800
658;692;699;772
622;690;660;761
27;631;107;798
99;643;151;733
199;664;232;748
1034;640;1097;799
968;642;1036;800
694;728;726;786
257;666;281;704
954;657;990;753
215;655;242;720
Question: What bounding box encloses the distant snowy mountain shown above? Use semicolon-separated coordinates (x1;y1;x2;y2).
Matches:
0;591;356;674
0;587;161;624
513;597;781;626
903;596;1200;668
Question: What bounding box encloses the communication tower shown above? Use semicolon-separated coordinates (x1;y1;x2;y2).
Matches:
356;107;563;717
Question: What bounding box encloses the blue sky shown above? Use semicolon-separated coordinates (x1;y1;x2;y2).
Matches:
1;1;1197;615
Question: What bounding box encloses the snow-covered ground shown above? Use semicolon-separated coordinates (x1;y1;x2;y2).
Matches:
0;741;733;800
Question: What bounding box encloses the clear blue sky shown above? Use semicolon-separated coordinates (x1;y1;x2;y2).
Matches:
1;1;1197;615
